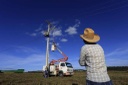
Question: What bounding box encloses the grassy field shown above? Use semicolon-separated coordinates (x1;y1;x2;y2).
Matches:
0;71;128;85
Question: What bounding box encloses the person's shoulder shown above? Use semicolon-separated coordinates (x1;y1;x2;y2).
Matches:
96;44;104;50
81;44;88;50
96;44;102;48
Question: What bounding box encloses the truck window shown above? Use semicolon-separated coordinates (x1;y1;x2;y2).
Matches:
66;62;73;68
60;63;65;66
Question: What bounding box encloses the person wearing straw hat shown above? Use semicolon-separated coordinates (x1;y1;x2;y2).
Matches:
79;28;113;85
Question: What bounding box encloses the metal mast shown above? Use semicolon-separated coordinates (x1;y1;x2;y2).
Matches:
44;21;51;67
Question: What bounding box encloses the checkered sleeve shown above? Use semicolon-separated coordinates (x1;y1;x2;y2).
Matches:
79;46;87;66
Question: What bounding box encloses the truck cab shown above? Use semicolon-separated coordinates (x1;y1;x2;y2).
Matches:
58;62;74;76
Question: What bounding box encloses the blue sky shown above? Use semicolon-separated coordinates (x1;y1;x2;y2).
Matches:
0;0;128;71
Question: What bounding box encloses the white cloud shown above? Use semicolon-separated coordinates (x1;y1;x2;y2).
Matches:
65;19;80;35
30;33;37;36
53;29;62;37
35;27;42;32
40;30;45;35
31;33;37;36
56;43;60;47
15;46;41;53
0;46;46;71
105;46;128;66
106;48;128;57
61;38;68;42
0;53;46;71
51;21;59;25
106;58;128;66
26;32;37;37
65;27;77;35
74;19;80;27
27;24;43;37
35;24;43;32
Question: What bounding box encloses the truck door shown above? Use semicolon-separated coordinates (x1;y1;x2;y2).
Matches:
60;63;67;73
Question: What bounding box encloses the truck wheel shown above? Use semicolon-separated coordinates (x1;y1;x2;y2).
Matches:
59;72;63;77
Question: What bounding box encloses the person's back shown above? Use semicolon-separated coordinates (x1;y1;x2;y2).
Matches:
81;44;110;82
79;28;113;85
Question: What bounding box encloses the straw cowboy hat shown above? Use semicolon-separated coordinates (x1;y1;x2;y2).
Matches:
80;28;100;43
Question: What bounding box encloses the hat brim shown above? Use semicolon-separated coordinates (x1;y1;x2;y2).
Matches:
80;34;100;43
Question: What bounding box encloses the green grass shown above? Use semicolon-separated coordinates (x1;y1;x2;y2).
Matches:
0;71;128;85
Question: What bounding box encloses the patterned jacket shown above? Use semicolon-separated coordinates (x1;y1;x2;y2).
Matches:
79;44;110;82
